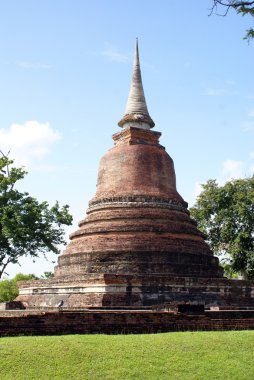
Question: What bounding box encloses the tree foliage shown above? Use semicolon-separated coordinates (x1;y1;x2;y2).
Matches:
41;271;54;279
190;177;254;279
0;273;38;302
0;154;73;279
210;1;254;41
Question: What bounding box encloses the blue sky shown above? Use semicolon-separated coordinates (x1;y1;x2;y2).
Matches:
0;0;253;277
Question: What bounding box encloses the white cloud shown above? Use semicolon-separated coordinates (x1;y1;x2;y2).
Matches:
29;164;58;173
205;88;228;96
249;164;254;174
102;45;129;63
241;109;254;132
248;109;254;117
205;87;238;96
16;61;52;70
0;120;60;166
187;181;204;207
193;181;203;199
222;160;244;181
192;156;254;206
242;121;254;132
249;153;254;174
219;156;254;183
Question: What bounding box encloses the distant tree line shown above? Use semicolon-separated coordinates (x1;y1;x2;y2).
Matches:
190;177;254;280
0;152;72;279
0;272;53;302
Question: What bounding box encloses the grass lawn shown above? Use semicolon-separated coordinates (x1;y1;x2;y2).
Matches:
0;331;254;380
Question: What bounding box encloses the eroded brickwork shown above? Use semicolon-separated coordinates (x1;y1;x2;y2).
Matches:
17;273;254;309
16;127;254;309
54;128;221;281
1;309;254;336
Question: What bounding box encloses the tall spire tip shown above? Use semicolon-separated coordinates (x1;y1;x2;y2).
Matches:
118;39;155;129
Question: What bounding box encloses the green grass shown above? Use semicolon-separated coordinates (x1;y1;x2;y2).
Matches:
0;331;254;379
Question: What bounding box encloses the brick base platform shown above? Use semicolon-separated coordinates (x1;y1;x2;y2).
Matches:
16;274;254;309
1;309;254;336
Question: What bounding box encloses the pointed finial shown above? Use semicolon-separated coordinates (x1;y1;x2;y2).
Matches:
118;39;155;129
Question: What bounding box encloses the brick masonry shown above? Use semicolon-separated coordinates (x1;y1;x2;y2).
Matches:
16;127;254;310
1;309;254;336
17;273;254;309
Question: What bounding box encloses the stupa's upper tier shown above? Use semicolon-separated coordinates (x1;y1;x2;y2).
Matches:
118;38;155;129
91;126;185;206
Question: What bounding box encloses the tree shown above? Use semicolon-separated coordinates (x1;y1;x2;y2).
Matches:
0;273;38;302
41;271;54;279
210;1;254;41
0;153;73;279
190;177;254;279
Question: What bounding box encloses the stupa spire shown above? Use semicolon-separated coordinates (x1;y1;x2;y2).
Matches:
118;38;155;129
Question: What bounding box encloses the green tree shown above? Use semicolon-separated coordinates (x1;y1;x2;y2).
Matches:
0;153;73;279
190;177;254;279
41;271;54;279
0;273;38;302
210;1;254;41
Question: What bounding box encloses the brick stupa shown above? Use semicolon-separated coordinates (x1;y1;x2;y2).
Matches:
17;40;254;309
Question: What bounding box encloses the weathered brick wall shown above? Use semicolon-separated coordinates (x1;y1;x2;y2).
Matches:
53;127;222;283
1;310;254;336
16;274;254;309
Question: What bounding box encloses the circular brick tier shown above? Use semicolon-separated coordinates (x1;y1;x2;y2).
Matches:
54;127;224;280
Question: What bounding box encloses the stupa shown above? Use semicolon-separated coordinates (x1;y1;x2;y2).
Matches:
17;40;254;309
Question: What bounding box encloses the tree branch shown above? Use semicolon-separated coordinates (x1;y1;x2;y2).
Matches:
215;1;254;6
209;1;254;16
0;260;11;279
